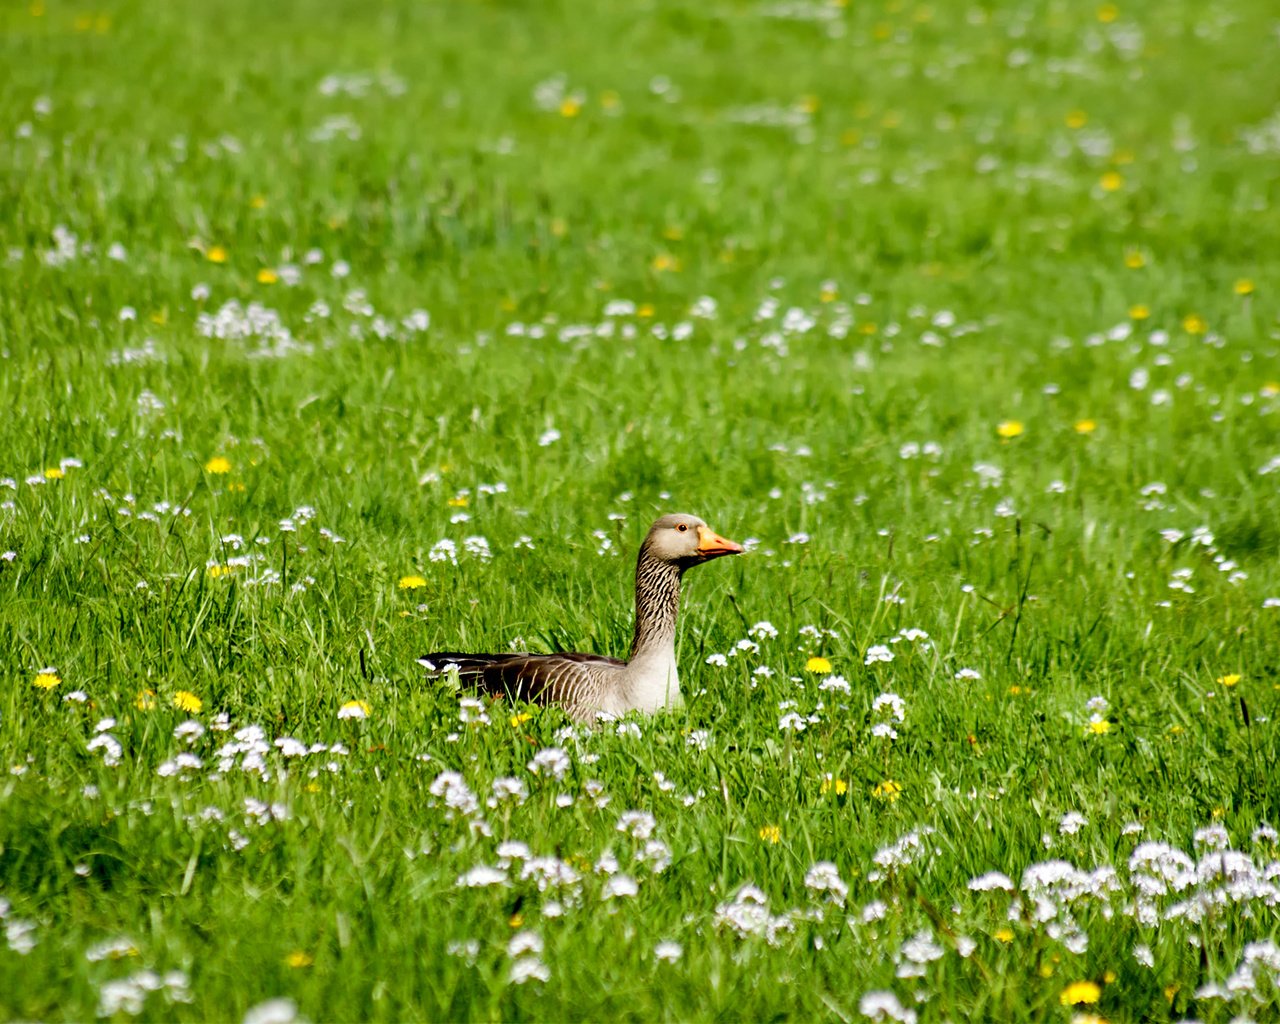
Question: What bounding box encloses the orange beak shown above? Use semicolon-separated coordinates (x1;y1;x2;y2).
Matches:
695;524;744;559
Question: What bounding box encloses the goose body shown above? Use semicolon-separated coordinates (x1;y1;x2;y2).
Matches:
419;513;743;722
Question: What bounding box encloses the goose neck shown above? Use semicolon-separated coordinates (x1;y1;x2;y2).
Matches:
628;550;682;660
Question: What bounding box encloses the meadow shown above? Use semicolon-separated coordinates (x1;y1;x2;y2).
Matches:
2;0;1280;1019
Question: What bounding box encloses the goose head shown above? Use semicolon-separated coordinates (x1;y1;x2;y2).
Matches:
642;513;744;567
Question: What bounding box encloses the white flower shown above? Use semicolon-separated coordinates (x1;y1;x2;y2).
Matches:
457;865;508;888
967;871;1015;892
872;693;906;722
602;874;639;899
528;747;571;780
803;861;848;905
509;956;550;985
778;712;806;732
864;645;894;665
818;674;851;694
1059;812;1088;836
616;810;657;840
537;428;561;447
507;931;543;958
954;668;981;681
243;999;303;1024
858;990;916;1024
654;940;683;962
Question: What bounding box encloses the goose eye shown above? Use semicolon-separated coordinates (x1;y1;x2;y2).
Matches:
677;524;688;532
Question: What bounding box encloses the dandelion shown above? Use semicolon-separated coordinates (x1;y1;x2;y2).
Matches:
1065;110;1087;129
1086;716;1111;736
510;712;532;727
994;927;1014;943
805;656;832;673
338;700;370;720
44;466;65;480
135;689;157;710
1060;981;1102;1005
398;575;426;590
33;668;61;690
1216;673;1241;688
996;420;1024;439
1124;249;1146;269
1129;304;1150;319
1096;3;1118;22
1234;278;1255;296
759;824;782;844
820;774;848;796
1099;171;1124;192
206;245;228;264
257;269;279;285
284;951;313;968
204;456;232;474
872;780;902;802
1182;313;1207;334
173;691;203;714
1074;419;1097;434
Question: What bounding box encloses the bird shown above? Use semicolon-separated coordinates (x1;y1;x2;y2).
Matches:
419;513;743;722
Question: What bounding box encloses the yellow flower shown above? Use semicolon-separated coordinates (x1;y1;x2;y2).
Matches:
250;195;267;210
799;94;820;114
257;269;279;285
1217;674;1241;688
662;225;685;241
1103;970;1117;984
996;420;1024;439
1039;964;1055;978
1128;304;1150;319
446;495;469;508
207;564;235;579
1261;382;1280;398
1234;278;1255;296
758;824;782;844
204;456;232;474
1099;171;1123;192
398;575;427;591
820;774;848;796
284;951;313;968
636;303;655;319
1086;719;1111;735
651;253;680;273
338;699;371;720
820;286;838;303
173;691;203;714
1163;983;1179;1002
510;712;533;727
136;689;157;710
805;656;832;674
508;912;524;928
559;97;581;118
44;466;65;480
1060;980;1102;1006
1096;3;1118;23
206;245;228;264
1124;249;1146;269
1065;110;1088;129
1182;313;1207;334
1074;419;1097;434
33;670;61;690
994;927;1014;943
872;780;902;802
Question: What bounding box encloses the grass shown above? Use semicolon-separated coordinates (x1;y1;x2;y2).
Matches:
2;0;1280;1020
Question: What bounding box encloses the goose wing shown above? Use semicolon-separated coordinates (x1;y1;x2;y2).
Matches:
419;651;625;712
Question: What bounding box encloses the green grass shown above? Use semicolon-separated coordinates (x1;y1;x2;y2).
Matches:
2;0;1280;1020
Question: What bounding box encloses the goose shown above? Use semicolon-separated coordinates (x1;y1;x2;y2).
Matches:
419;513;743;721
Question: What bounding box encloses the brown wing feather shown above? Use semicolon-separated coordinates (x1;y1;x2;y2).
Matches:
420;651;625;713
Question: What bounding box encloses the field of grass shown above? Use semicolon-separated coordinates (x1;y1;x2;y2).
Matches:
3;0;1280;1019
